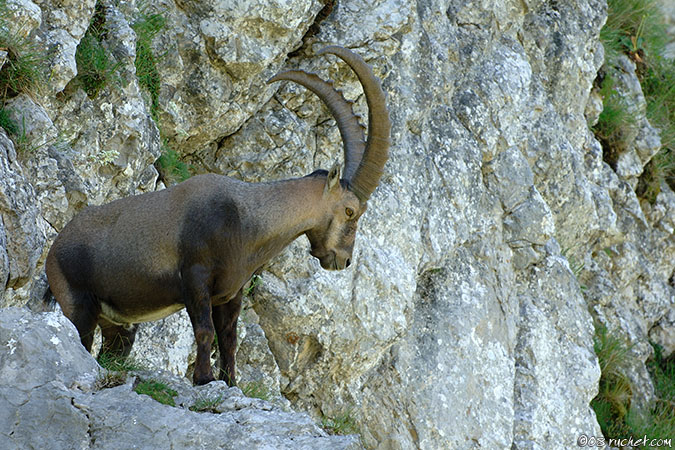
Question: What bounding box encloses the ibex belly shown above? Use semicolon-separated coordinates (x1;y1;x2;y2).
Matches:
100;301;185;326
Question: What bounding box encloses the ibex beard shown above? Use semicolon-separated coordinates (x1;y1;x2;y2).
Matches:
44;46;390;386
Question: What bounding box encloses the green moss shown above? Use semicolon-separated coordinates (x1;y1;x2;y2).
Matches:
134;379;178;406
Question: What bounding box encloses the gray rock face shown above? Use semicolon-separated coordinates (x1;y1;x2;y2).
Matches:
0;308;361;450
0;0;673;448
135;0;323;154
0;131;46;302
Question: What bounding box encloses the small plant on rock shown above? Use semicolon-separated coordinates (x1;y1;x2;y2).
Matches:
132;6;166;122
243;274;261;297
189;394;223;413
321;410;360;436
134;379;178;407
596;0;675;203
0;107;19;134
94;370;127;389
591;324;675;447
97;352;144;373
0;5;46;99
73;2;122;98
240;380;271;401
156;140;192;185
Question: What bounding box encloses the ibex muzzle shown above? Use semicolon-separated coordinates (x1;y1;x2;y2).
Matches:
44;46;390;386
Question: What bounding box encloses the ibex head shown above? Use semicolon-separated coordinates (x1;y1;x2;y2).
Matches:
269;46;391;270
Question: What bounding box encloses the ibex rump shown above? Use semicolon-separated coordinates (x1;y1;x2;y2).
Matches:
45;46;390;386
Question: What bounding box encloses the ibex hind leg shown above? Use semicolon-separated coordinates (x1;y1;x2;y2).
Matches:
182;264;217;385
46;251;100;352
212;290;242;387
99;317;138;358
59;288;101;352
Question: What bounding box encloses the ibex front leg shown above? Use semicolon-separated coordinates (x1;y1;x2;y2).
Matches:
212;289;242;386
182;264;216;385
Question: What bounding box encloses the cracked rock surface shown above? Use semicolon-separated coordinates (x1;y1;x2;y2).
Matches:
0;308;361;450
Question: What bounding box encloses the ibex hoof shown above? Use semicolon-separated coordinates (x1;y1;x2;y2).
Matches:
193;372;216;386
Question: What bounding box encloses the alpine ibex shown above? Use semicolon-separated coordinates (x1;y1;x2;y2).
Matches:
44;46;390;386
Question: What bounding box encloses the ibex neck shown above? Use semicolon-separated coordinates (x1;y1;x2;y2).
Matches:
245;175;325;268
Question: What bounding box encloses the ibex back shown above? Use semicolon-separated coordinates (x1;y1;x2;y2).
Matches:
45;46;390;386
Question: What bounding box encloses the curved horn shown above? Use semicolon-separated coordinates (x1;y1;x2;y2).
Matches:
317;46;391;201
268;70;366;179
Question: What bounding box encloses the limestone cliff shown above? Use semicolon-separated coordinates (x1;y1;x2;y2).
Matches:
0;0;672;449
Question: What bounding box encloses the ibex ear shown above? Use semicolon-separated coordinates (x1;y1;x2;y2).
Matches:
324;161;341;195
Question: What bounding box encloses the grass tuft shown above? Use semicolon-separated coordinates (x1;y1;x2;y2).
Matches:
0;107;19;135
73;2;122;99
132;7;166;122
94;370;127;389
134;379;178;406
240;380;271;401
95;352;145;390
0;5;46;98
591;324;634;435
595;0;675;202
189;394;223;413
243;274;261;297
97;352;145;373
321;410;360;436
639;56;675;199
593;72;637;167
155;140;192;184
591;324;675;447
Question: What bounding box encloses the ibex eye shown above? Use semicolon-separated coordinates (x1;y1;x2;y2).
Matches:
345;207;354;217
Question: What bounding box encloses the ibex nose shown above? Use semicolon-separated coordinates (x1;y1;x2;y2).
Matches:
345;258;351;268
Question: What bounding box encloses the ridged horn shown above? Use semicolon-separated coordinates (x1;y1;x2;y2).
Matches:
268;70;366;181
317;46;391;201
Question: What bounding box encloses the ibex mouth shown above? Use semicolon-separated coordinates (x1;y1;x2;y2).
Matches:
310;250;343;271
